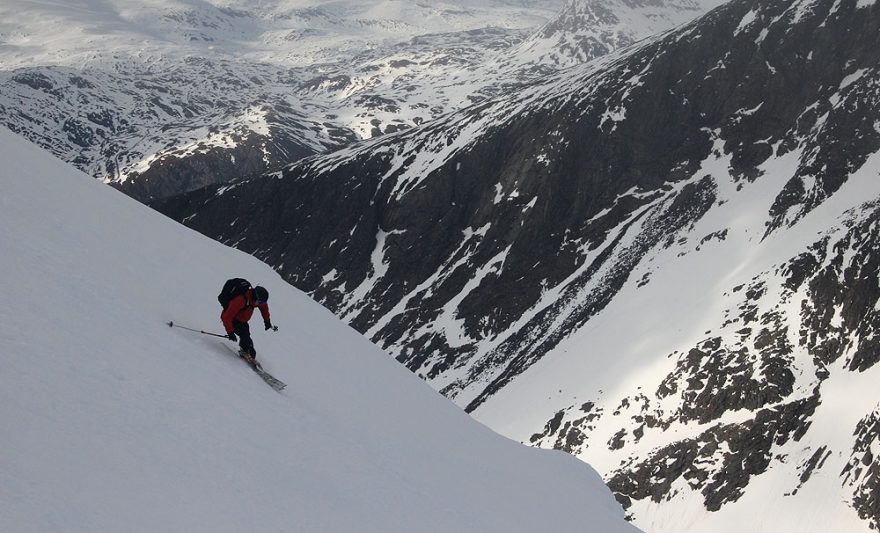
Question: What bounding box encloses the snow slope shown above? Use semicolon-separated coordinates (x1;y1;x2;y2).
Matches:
0;126;635;532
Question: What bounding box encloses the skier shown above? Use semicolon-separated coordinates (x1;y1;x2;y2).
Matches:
220;282;273;365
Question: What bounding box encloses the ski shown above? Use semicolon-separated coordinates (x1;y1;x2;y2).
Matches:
226;346;287;392
251;364;287;392
169;321;287;391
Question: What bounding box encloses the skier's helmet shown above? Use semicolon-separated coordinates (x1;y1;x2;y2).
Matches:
254;286;269;304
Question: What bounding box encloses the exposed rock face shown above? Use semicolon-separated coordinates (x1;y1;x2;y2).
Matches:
607;392;821;512
533;201;880;528
846;409;880;526
156;0;880;529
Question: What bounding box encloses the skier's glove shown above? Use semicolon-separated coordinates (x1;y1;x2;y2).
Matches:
227;332;237;341
264;320;273;331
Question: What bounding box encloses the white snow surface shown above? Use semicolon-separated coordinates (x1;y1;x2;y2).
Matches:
0;0;562;67
0;127;636;533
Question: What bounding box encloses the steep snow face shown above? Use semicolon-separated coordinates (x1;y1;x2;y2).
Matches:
155;0;880;530
0;126;636;532
0;0;721;200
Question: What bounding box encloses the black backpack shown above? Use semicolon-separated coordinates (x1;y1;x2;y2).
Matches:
218;278;252;309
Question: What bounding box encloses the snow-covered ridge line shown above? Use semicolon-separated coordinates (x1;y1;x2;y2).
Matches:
0;0;722;201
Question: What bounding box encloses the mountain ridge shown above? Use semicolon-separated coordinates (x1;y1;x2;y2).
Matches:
156;0;880;530
1;0;721;201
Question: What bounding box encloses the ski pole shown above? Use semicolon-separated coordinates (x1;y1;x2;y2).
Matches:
167;321;228;338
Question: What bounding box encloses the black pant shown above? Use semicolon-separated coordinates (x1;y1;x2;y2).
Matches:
233;321;256;359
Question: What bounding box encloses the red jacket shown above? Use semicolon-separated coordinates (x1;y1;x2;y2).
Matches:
221;289;270;333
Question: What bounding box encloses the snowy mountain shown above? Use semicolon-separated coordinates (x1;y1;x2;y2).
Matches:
0;125;636;532
157;0;880;530
511;0;727;69
0;0;720;201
